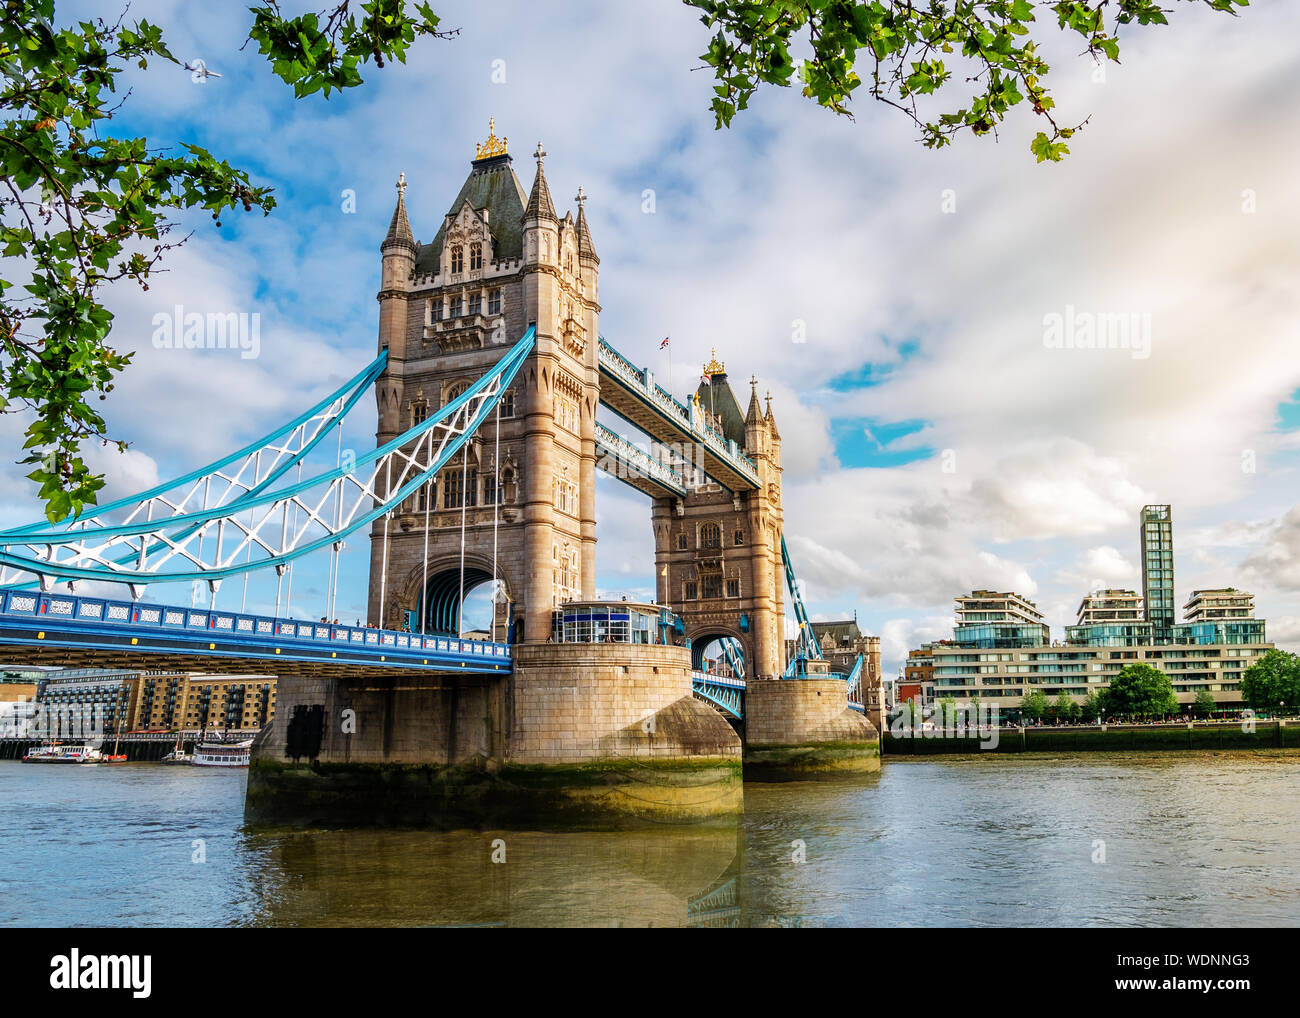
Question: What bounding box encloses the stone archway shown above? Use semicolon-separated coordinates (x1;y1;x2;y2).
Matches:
688;625;749;679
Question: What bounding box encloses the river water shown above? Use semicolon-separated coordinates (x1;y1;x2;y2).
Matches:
3;753;1298;927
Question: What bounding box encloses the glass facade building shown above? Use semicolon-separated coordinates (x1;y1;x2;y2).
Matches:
1141;504;1175;643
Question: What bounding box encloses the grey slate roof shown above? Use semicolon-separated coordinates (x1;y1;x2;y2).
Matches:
413;154;528;276
693;372;746;448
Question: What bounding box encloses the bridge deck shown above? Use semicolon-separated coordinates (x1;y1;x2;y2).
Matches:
598;338;759;493
594;422;687;499
0;591;511;679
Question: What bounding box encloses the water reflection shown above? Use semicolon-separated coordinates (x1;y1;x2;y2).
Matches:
5;755;1300;927
242;825;744;928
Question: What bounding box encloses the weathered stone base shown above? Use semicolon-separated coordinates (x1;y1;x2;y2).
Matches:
245;644;744;829
743;740;881;781
742;678;881;781
245;754;742;830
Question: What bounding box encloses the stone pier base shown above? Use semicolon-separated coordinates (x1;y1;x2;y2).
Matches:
743;678;881;780
245;643;743;829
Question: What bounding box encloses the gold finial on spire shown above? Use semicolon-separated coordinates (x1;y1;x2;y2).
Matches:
474;117;508;161
703;348;725;376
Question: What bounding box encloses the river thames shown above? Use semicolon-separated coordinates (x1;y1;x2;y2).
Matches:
3;753;1298;927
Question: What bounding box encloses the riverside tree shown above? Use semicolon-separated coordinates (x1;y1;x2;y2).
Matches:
1240;649;1300;713
1081;690;1104;723
1;1;454;522
1193;688;1217;717
1020;688;1048;722
1100;663;1177;719
689;0;1249;161
1052;692;1079;723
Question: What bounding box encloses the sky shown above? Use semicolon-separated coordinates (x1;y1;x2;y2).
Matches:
8;0;1300;679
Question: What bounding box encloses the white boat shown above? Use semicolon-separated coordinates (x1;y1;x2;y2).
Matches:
192;737;252;768
23;742;102;765
160;734;191;765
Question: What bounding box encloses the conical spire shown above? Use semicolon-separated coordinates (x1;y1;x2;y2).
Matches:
523;142;557;222
383;172;415;251
765;391;780;440
745;375;763;426
575;186;599;264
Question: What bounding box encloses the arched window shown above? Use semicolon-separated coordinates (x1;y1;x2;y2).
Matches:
450;246;464;273
470;242;482;270
700;523;721;549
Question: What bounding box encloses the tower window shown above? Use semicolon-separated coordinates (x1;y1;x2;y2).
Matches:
430;299;442;322
684;581;698;600
676;533;688;551
488;289;502;315
700;523;721;549
702;575;723;599
450;246;464;274
468;292;482;316
448;295;463;318
726;579;740;598
470;243;482;270
499;388;514;418
734;529;744;546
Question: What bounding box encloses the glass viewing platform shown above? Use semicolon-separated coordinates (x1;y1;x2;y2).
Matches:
550;601;684;645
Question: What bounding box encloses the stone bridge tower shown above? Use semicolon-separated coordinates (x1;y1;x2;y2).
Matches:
367;122;600;645
652;355;786;679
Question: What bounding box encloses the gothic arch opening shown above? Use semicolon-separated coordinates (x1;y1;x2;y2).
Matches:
691;630;747;679
419;567;497;637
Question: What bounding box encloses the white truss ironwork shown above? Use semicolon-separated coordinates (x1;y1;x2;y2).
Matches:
0;330;534;590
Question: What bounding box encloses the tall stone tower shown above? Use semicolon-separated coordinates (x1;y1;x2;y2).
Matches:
651;356;786;679
367;122;600;644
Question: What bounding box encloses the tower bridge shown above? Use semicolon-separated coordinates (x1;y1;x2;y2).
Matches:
0;122;878;826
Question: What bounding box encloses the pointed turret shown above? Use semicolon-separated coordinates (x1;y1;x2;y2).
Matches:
764;391;780;439
382;172;415;253
744;375;763;427
523;142;557;223
575;186;599;265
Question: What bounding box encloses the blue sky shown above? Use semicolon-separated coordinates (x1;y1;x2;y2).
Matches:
7;0;1300;676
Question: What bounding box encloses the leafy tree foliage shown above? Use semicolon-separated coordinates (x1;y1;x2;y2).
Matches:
0;1;453;521
1019;687;1048;721
1080;690;1104;722
1193;688;1217;716
688;0;1249;160
1240;649;1300;712
1099;662;1177;718
1052;691;1080;722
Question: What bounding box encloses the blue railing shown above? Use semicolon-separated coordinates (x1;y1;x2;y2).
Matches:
0;590;511;667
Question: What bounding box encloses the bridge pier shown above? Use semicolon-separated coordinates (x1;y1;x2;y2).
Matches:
245;641;742;829
742;676;880;780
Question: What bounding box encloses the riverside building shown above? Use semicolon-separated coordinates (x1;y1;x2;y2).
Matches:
919;507;1274;714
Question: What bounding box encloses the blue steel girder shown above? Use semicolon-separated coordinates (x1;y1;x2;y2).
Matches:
780;535;823;678
596;337;759;494
0;329;535;588
692;670;744;720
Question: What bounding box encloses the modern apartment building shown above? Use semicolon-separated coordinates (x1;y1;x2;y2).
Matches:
1140;504;1176;642
952;590;1051;648
1184;588;1255;623
1065;589;1154;646
919;505;1274;713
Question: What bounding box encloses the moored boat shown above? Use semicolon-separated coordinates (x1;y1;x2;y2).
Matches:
192;736;252;768
23;743;102;765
